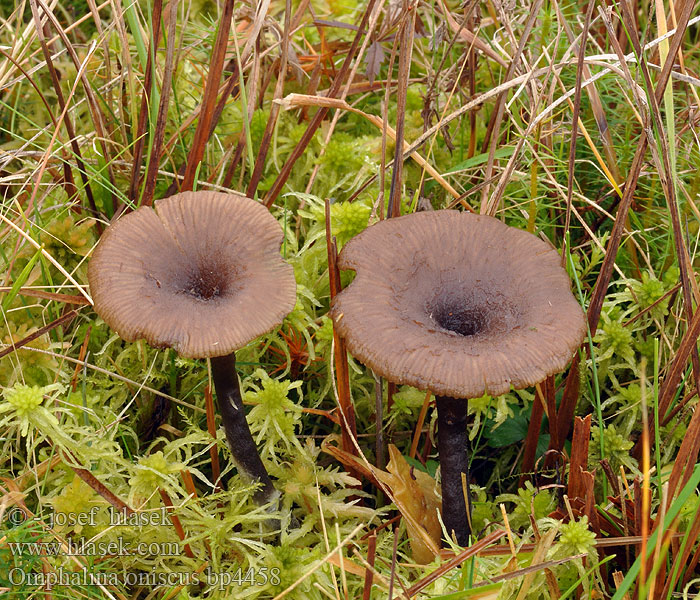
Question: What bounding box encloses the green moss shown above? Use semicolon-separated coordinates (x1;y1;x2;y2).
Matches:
590;424;637;473
496;482;556;530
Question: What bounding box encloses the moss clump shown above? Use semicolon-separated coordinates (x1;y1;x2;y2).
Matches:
0;323;60;387
129;450;184;504
328;200;372;246
0;382;63;437
590;424;637;473
496;482;557;530
246;370;304;459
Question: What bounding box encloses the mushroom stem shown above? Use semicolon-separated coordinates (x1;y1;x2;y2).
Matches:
436;395;471;546
210;352;278;506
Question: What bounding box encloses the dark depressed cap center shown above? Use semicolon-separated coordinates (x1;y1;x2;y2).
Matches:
329;210;586;399
88;191;297;358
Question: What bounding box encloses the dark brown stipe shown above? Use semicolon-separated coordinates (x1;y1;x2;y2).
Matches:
436;395;471;546
210;353;277;506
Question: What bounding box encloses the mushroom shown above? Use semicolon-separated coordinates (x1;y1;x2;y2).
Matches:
329;210;586;545
88;191;296;506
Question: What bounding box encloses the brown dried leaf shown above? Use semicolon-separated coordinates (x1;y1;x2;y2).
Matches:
371;445;441;564
364;40;385;86
568;415;592;500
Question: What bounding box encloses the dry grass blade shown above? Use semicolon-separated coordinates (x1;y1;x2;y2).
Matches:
32;0;116;213
0;287;90;305
26;0;101;225
203;385;222;490
277;94;462;201
436;0;508;67
514;528;558;600
0;309;78;360
639;368;651;594
659;304;700;423
536;379;557;462
481;0;542;212
325;200;358;467
177;69;242;194
158;63;235;192
387;4;416;219
181;0;235;192
141;0;179;206
263;0;379;208
404;529;506;597
388;524;401;600
362;532;377;599
246;0;293;198
519;380;545;485
239;0;272;67
128;0;165;204
158;488;195;558
60;448;134;516
69;325;92;391
568;415;592;501
408;391;431;460
558;1;694;447
563;0;595;256
483;553;587;588
375;374;385;470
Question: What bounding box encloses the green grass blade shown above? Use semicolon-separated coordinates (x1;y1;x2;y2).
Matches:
611;464;700;599
2;246;42;312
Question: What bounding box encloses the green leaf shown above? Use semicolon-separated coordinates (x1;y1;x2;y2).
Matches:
405;456;439;478
2;245;42;311
446;147;515;174
485;405;528;448
432;582;502;599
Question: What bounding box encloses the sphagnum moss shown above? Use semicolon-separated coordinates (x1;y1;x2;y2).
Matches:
1;382;64;438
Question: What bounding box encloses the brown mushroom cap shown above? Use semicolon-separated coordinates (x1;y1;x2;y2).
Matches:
88;191;296;358
329;210;586;398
